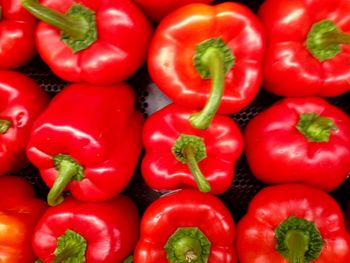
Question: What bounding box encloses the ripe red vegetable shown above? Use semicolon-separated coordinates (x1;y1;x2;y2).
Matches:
0;176;47;263
142;103;244;194
134;189;236;262
26;82;143;205
133;0;214;22
237;184;350;263
259;0;350;97
148;2;264;129
0;70;49;176
33;195;139;263
244;96;350;191
0;0;37;69
21;0;153;85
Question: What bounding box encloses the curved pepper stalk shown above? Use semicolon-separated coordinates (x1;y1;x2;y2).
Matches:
190;38;235;130
48;154;84;206
307;20;350;62
172;134;211;192
21;0;97;52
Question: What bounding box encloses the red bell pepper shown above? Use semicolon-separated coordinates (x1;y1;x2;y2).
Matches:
0;176;47;263
259;0;350;97
32;195;139;263
0;0;37;69
26;82;143;205
133;0;213;22
0;70;49;176
21;0;153;85
148;2;264;129
142;103;244;194
244;96;350;191
134;189;236;263
237;184;350;263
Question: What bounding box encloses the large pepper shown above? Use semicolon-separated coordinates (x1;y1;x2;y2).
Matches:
0;176;47;263
134;189;236;263
32;195;139;263
0;70;49;176
237;184;350;263
21;0;153;85
244;96;350;191
26;82;143;205
133;0;213;22
148;2;264;129
259;0;350;97
142;103;244;194
0;0;37;69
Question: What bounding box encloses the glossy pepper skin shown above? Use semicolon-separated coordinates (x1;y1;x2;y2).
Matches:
237;184;350;263
21;0;153;85
148;2;264;129
134;189;236;263
259;0;350;97
33;195;139;263
0;0;37;69
0;176;47;263
0;70;49;176
244;96;350;191
26;82;143;205
133;0;213;22
142;103;244;194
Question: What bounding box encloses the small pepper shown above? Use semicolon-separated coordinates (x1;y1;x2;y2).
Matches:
0;70;49;175
259;0;350;96
26;82;143;205
142;103;244;194
237;184;350;263
32;195;139;263
0;176;47;263
148;2;264;129
244;96;350;191
0;0;37;68
21;0;153;85
134;189;236;262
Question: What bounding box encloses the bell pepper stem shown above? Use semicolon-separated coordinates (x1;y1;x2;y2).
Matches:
0;119;11;134
123;255;133;263
53;229;87;263
318;30;350;47
183;144;211;193
47;159;78;206
190;47;225;130
165;227;211;263
21;0;88;40
285;230;308;263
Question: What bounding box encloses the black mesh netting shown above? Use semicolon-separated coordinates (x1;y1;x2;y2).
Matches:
6;0;350;223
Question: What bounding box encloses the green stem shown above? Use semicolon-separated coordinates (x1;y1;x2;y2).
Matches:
0;119;11;134
183;144;211;193
48;159;78;206
296;113;337;142
306;19;350;61
21;0;88;40
123;255;133;263
190;47;226;130
53;229;87;263
285;230;309;263
165;227;211;263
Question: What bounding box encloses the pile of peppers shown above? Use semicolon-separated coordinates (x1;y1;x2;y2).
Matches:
0;0;349;262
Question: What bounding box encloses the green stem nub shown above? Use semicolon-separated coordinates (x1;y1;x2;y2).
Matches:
172;134;211;192
275;216;324;263
190;38;235;130
52;229;87;263
21;0;97;52
48;154;84;206
306;19;350;61
123;255;133;263
296;113;337;142
165;227;211;263
0;119;11;134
